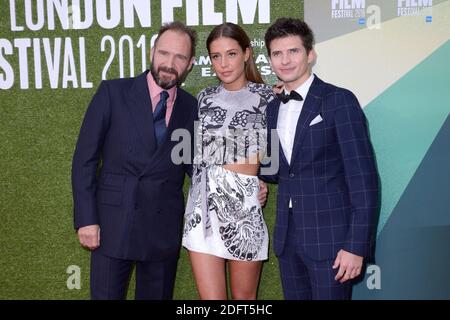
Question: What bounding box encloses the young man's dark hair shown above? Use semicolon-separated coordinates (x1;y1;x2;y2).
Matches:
155;21;198;58
264;17;315;55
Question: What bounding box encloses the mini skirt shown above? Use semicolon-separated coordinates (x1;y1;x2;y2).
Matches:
182;165;268;261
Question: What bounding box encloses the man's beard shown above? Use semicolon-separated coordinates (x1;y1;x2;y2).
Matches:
150;64;187;90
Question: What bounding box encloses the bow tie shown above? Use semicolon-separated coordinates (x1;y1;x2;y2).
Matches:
277;90;304;104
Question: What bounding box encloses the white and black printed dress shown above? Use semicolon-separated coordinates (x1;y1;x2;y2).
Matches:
182;82;275;261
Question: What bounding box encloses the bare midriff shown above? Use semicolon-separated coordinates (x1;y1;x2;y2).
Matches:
222;155;260;176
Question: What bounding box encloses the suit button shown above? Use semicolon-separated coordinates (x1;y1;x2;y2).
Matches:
289;173;295;178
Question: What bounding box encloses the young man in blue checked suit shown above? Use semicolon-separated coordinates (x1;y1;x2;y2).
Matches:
263;18;379;300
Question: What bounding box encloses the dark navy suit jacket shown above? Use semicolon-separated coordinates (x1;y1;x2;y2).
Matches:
265;75;379;261
72;71;197;261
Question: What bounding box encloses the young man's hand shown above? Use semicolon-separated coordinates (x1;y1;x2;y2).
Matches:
333;249;363;283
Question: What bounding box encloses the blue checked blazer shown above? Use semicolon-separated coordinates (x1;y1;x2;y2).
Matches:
265;75;379;261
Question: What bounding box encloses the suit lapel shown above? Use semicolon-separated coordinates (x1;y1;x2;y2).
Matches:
289;76;324;165
268;99;290;166
166;89;190;137
126;71;157;156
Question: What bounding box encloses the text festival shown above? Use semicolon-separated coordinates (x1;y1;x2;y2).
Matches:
0;0;271;90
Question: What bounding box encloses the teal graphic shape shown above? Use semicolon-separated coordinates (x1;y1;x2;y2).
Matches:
364;40;450;235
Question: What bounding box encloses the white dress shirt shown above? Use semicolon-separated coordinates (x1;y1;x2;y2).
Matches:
277;74;315;207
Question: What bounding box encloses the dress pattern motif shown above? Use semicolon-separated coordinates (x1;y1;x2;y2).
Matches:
182;82;275;261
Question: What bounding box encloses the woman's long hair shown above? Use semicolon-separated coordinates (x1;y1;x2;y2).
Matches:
206;23;264;84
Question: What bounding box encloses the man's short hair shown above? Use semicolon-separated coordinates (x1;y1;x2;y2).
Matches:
265;18;315;55
154;21;197;58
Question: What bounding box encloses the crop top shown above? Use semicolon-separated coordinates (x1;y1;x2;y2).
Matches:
193;82;275;166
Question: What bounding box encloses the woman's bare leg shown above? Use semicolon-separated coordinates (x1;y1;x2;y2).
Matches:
188;250;227;300
229;260;263;300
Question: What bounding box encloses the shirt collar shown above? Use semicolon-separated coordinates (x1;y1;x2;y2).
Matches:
285;73;315;101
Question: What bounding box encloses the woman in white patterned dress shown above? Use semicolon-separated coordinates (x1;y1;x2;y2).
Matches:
182;22;275;299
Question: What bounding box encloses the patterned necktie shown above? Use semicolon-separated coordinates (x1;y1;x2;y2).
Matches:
276;90;304;104
153;90;169;147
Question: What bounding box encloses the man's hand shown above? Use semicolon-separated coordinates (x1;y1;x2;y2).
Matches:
77;224;100;250
333;249;363;283
258;179;268;207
